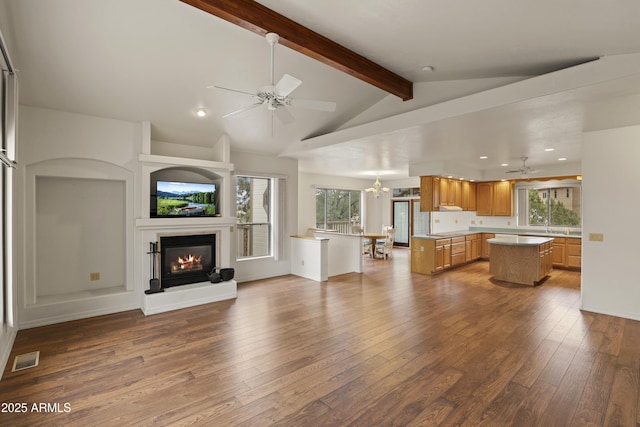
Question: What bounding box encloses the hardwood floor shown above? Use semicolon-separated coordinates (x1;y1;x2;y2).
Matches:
1;249;638;426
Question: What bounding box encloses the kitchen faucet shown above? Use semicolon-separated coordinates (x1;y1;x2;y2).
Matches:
545;220;549;233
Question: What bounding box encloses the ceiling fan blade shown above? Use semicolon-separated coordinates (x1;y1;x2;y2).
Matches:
288;98;336;112
209;85;257;97
275;74;302;97
222;102;263;118
274;106;295;125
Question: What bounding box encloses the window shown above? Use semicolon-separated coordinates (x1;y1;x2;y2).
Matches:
315;188;361;234
517;183;582;228
392;187;420;198
236;176;272;259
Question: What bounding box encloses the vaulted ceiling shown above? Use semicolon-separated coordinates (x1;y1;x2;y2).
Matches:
1;0;640;180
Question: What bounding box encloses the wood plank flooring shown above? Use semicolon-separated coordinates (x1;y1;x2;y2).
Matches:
1;249;639;426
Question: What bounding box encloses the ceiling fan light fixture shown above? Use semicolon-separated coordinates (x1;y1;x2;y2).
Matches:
211;32;336;126
195;108;206;117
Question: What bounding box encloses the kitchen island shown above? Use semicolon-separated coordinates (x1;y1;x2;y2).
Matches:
488;235;554;286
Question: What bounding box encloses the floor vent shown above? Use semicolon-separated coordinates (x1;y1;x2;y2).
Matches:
12;351;40;372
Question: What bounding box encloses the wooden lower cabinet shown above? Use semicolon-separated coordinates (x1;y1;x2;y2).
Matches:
451;237;466;266
552;237;566;267
412;234;485;274
481;233;495;259
411;237;453;274
549;236;581;270
566;238;582;268
411;232;580;276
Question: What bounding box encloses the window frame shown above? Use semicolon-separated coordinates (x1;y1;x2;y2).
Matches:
236;175;274;261
315;187;362;234
516;181;582;229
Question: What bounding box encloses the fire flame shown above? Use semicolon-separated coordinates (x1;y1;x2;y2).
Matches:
171;254;202;272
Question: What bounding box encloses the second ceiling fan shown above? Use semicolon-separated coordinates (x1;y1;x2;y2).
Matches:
211;32;336;125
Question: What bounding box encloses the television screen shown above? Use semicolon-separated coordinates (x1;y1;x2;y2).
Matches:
153;181;218;217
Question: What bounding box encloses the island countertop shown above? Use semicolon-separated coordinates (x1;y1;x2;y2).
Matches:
487;235;554;246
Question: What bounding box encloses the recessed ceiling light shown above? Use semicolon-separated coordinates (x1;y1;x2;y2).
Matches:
196;108;206;118
480;156;488;159
544;148;555;152
447;175;453;179
500;163;508;167
558;157;567;161
421;65;435;72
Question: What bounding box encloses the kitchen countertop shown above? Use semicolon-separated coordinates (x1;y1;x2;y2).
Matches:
487;235;554;246
412;228;581;240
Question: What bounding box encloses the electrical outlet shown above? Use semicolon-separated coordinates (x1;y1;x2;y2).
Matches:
90;272;100;281
471;220;476;224
507;221;511;226
479;220;483;225
589;233;604;242
301;260;305;266
455;220;458;224
435;219;440;223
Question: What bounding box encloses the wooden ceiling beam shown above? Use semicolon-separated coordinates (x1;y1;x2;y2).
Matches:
180;0;414;100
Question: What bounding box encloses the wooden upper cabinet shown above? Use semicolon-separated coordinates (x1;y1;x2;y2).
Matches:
420;176;478;212
492;181;513;216
453;180;462;207
476;182;493;215
468;181;477;211
420;176;439;211
439;177;450;205
475;181;513;216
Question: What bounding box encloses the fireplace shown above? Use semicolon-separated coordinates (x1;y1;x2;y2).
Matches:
160;234;216;288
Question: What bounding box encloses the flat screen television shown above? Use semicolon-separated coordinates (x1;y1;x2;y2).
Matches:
151;180;218;217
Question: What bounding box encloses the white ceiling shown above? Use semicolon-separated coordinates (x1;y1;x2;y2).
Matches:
2;0;640;181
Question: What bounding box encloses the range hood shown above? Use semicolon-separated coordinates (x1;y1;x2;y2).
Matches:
439;205;463;211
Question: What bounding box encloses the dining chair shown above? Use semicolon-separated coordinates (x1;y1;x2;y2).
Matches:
376;228;395;259
353;225;372;256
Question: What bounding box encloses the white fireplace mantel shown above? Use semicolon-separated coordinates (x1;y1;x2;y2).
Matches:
135;142;238;315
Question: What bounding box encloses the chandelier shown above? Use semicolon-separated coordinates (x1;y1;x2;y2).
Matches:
365;177;390;198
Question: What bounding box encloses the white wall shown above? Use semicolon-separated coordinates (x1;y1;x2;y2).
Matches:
17;106;141;327
231;151;298;282
581;125;640;320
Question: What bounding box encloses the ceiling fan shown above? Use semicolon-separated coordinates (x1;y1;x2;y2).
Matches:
506;156;542;176
210;32;336;125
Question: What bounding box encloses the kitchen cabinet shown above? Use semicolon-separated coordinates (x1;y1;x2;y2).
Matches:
451;236;466;266
481;233;495;258
475;181;513;216
419;176;440;211
461;181;476;211
548;236;581;270
410;237;454;274
566;237;582;268
465;234;481;261
439;177;449;206
551;237;566;267
420;176;476;211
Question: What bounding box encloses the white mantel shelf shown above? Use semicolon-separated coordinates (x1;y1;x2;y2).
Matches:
136;217;236;229
142;280;237;315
